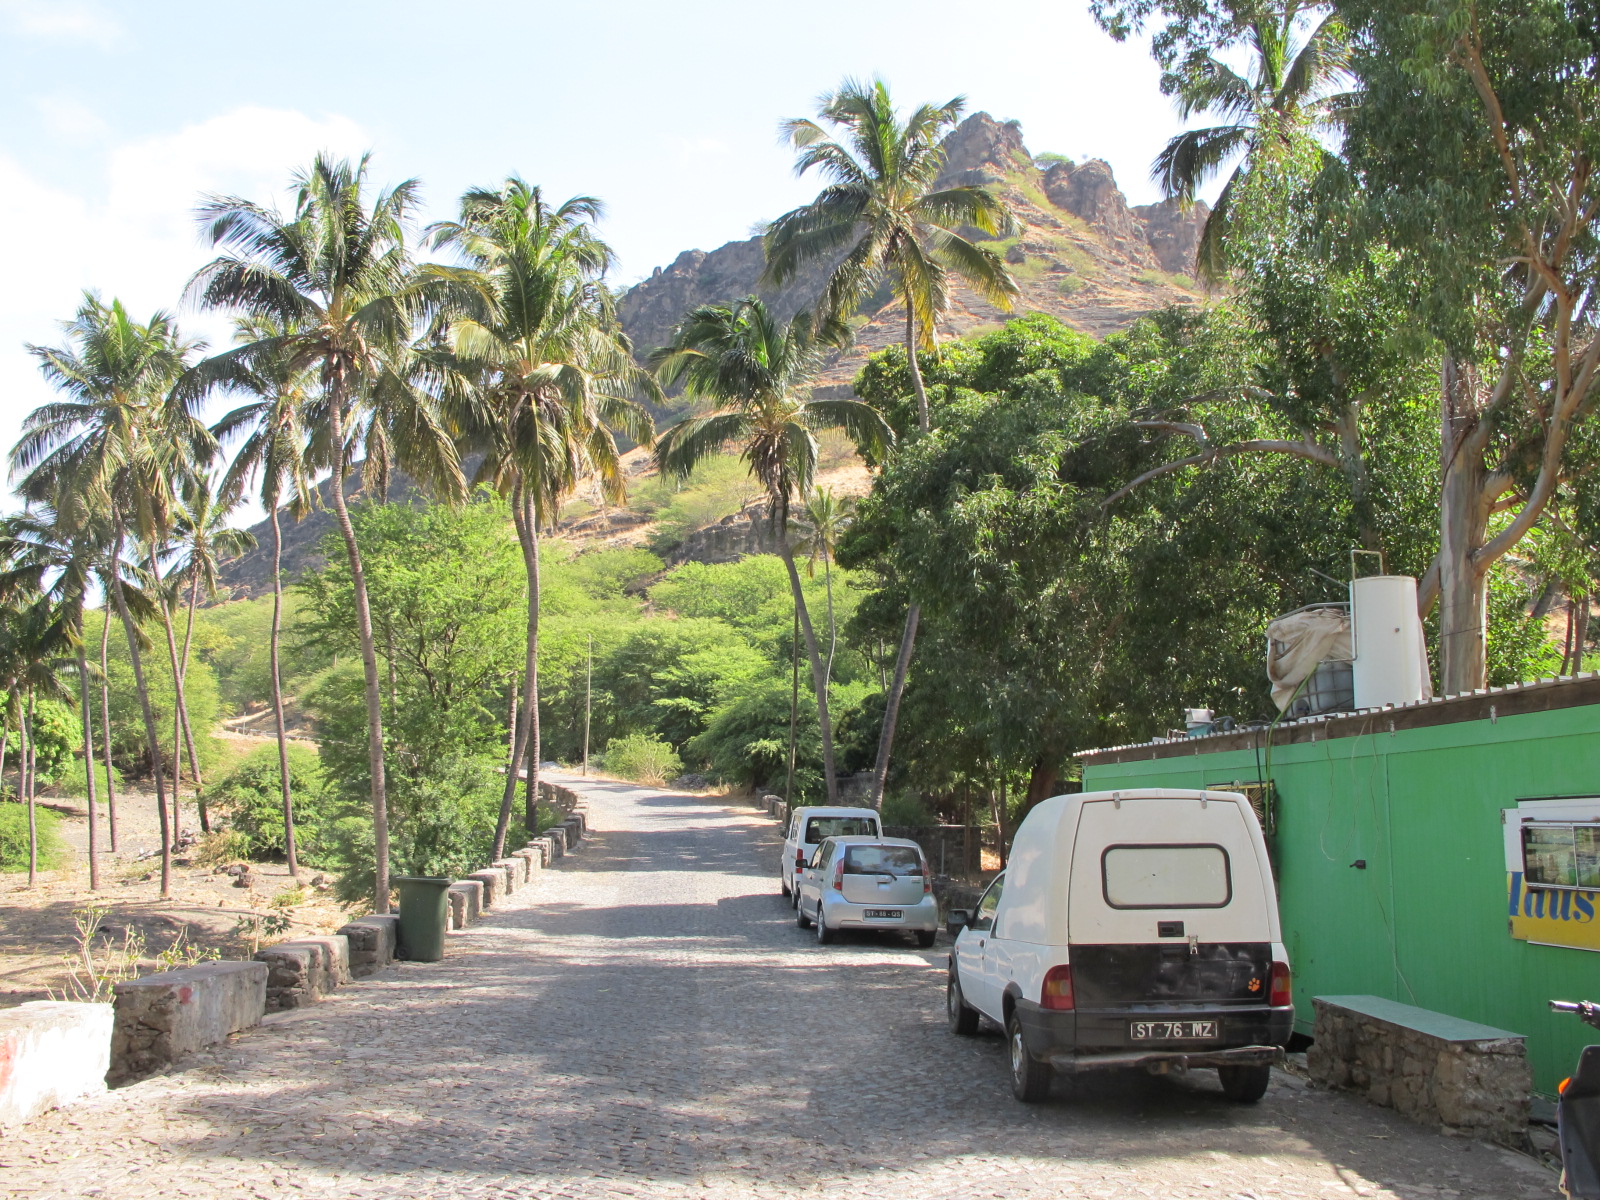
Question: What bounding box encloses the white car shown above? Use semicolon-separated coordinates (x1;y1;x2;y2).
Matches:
795;836;940;947
946;789;1293;1103
780;805;881;898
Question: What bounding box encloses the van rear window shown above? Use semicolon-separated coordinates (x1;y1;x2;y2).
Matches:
805;817;877;842
1102;844;1232;909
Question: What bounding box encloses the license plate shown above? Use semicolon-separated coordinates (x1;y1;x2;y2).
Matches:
864;908;902;919
1129;1020;1217;1040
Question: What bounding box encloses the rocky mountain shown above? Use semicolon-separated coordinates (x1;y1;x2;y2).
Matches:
617;112;1208;392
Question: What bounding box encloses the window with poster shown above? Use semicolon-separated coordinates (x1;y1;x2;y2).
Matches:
1505;797;1600;952
1521;822;1600;890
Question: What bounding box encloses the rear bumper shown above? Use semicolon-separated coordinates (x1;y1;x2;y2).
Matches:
822;894;940;931
1017;1000;1294;1070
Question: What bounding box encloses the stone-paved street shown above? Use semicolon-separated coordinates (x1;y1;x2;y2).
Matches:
0;776;1555;1199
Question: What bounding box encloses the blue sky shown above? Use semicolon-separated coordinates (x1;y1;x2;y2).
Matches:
0;0;1191;508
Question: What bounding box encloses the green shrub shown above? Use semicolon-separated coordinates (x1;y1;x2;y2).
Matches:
0;801;64;872
602;733;683;786
210;744;331;862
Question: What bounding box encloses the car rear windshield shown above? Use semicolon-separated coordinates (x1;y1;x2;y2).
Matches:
805;816;877;842
1102;844;1232;909
844;846;923;876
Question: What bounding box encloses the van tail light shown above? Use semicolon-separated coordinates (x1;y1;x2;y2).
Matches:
796;850;806;871
832;860;844;891
922;858;932;894
1042;965;1075;1011
1270;961;1292;1007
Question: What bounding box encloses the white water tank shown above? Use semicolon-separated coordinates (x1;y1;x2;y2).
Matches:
1351;575;1429;709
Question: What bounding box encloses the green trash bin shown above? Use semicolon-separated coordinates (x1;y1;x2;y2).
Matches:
394;875;452;962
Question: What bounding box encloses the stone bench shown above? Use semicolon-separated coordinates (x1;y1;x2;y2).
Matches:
338;915;398;978
1307;995;1531;1144
559;817;584;846
110;961;267;1085
448;879;483;929
543;827;567;859
254;935;350;1011
0;1001;113;1127
466;868;505;910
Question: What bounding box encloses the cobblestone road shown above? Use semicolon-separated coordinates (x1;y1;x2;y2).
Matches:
1;777;1555;1199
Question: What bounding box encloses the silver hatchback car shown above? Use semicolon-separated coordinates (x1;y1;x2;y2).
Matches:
795;836;940;947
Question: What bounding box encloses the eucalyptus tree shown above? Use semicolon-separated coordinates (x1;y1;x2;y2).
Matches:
1091;0;1351;279
764;76;1018;807
12;293;207;898
167;472;256;829
426;179;655;857
0;497;111;889
182;154;462;910
652;298;891;804
212;319;316;878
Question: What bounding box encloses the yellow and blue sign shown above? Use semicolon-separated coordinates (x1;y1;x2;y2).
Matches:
1505;798;1600;953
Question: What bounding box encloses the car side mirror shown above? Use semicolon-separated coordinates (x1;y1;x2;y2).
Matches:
946;909;971;936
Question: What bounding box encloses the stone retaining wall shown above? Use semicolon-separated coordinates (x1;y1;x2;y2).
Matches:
1307;995;1531;1145
339;915;399;978
255;934;351;1011
110;961;268;1085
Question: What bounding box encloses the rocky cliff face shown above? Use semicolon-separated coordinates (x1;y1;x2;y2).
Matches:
617;113;1210;389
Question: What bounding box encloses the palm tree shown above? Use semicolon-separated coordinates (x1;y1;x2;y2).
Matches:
182;154;461;912
1149;3;1349;279
426;179;655;858
0;573;71;887
764;77;1019;809
12;293;206;898
0;496;112;889
652;298;891;804
212;319;316;878
788;487;855;805
167;473;257;832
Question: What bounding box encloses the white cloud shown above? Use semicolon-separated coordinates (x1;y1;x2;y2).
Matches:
0;107;371;506
33;95;109;142
0;0;121;46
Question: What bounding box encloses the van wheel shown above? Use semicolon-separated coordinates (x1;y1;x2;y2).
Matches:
796;901;812;929
781;878;791;898
815;905;835;945
947;968;979;1036
1007;1011;1052;1103
1218;1064;1271;1103
915;930;937;949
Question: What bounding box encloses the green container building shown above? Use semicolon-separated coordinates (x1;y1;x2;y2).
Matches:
1078;675;1600;1092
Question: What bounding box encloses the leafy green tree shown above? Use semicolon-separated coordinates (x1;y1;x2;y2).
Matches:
652;298;891;803
210;744;329;862
426;179;655;858
12;293;207;897
185;155;462;910
1336;0;1600;693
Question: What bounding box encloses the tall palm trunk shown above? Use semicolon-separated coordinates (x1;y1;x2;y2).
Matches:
821;554;838;690
269;504;299;877
785;602;799;803
79;650;100;890
177;567;207;831
149;553;203;841
777;499;838;804
109;528;173;897
868;308;932;808
98;606;118;852
24;690;36;888
326;395;391;911
493;486;541;860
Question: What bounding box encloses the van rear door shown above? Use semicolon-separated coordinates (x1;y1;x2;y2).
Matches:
1067;797;1272;1007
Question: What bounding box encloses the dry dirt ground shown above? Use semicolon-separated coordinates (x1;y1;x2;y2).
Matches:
1;756;352;1007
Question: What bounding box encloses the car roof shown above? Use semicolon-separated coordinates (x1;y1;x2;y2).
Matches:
794;806;880;818
819;836;924;850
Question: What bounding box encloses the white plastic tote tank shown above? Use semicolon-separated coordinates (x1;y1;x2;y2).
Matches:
1350;574;1429;708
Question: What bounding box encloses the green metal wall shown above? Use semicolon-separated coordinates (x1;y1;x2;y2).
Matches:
1081;703;1600;1092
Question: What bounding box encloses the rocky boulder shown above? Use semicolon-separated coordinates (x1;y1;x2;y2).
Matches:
1134;198;1211;277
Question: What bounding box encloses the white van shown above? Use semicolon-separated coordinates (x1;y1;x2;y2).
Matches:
780;806;882;897
945;789;1293;1103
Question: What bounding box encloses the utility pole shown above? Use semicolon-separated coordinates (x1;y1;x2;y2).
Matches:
582;634;592;777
